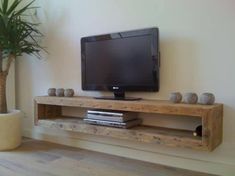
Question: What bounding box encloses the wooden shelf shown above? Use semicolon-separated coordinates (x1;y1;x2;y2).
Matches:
35;96;222;117
38;117;203;149
34;96;223;151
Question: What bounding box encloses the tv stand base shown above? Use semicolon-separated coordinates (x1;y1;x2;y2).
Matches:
95;91;141;101
94;96;142;101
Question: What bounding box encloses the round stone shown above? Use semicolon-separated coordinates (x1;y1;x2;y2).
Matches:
183;93;198;104
64;89;74;97
169;92;182;103
56;88;64;97
199;93;215;105
48;88;56;96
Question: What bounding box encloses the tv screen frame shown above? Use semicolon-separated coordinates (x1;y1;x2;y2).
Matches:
81;27;160;100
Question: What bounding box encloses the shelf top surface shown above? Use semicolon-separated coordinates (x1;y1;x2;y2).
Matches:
35;96;223;116
35;96;222;108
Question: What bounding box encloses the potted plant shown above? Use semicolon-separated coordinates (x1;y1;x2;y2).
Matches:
0;0;44;150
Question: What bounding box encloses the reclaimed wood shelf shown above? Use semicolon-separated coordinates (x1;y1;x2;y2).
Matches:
38;117;202;149
34;96;223;151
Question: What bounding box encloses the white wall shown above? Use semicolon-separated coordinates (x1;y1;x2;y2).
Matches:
16;0;235;175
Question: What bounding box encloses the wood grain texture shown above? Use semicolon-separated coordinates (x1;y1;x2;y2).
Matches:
34;96;223;151
0;138;217;176
34;102;62;125
35;96;222;117
202;105;223;151
38;117;204;150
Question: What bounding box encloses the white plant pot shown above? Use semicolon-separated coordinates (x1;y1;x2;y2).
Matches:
0;110;22;151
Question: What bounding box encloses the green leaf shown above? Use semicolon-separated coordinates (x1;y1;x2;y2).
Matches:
2;0;8;13
6;0;21;15
0;0;46;59
12;0;35;17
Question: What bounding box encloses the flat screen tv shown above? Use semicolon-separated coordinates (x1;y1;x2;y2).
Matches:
81;27;160;100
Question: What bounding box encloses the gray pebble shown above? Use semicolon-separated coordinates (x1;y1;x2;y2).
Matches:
48;88;56;96
183;93;198;104
169;92;182;103
199;93;215;105
56;88;64;97
64;89;75;97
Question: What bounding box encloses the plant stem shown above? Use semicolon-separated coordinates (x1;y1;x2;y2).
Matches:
0;72;7;113
0;49;2;72
5;54;15;74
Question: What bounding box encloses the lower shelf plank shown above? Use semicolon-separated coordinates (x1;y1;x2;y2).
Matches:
37;117;205;150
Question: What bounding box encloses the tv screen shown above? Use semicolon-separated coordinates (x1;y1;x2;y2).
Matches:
81;28;160;100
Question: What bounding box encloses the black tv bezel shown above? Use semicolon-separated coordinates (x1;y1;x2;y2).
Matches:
81;27;160;93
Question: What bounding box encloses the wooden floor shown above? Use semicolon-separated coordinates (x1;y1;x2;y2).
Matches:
0;139;216;176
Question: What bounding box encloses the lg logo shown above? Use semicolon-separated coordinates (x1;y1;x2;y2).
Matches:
113;87;119;90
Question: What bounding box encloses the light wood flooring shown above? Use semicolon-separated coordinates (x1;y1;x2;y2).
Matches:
0;139;217;176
